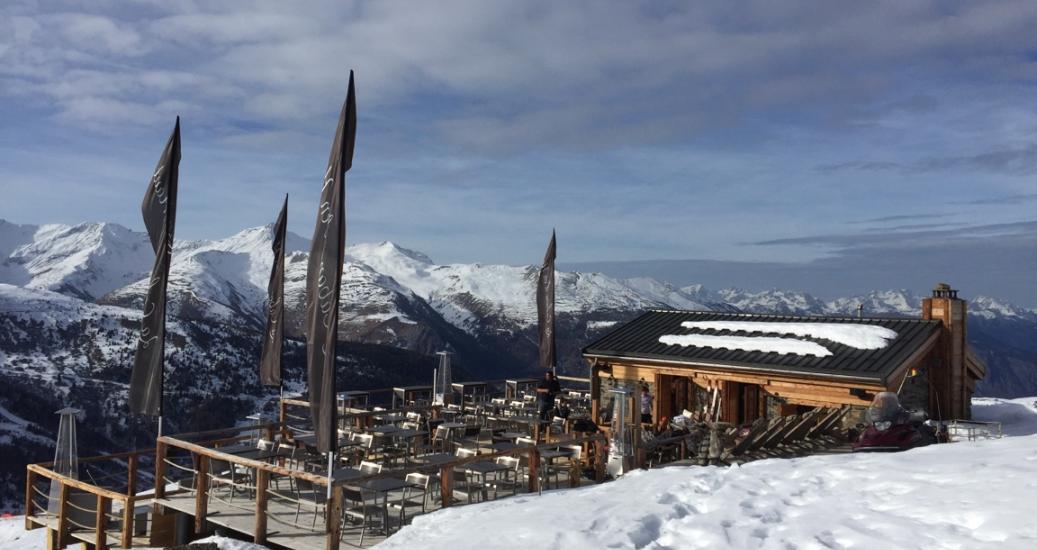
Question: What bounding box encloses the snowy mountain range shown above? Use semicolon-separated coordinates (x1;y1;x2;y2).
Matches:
0;218;1035;511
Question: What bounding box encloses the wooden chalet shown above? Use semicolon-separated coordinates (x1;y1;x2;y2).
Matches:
583;283;986;426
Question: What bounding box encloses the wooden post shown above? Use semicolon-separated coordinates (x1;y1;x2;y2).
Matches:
153;441;167;500
194;455;208;535
594;439;606;483
254;469;269;545
24;469;35;530
325;485;342;550
279;399;287;439
55;482;70;549
527;448;540;493
439;466;453;507
121;496;135;549
679;439;688;460
568;459;579;488
126;454;138;499
95;494;108;550
590;365;601;424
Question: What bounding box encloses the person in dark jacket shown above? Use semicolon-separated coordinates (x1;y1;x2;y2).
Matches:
536;371;561;420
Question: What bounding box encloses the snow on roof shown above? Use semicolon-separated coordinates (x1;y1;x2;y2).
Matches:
659;333;833;357
680;320;898;350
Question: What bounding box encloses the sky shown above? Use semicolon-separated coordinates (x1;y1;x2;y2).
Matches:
1;1;1036;303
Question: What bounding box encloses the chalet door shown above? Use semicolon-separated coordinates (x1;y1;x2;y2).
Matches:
741;384;762;424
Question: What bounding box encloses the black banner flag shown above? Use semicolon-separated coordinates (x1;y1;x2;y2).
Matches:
259;195;288;387
537;230;556;371
306;72;356;453
129;117;181;416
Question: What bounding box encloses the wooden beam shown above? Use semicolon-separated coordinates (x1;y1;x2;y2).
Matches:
24;468;36;531
528;448;541;493
119;496;134;549
55;482;69;549
94;494;107;550
439;466;453;508
153;441;167;500
126;454;138;499
194;454;208;536
325;486;342;550
254;469;269;544
26;465;127;501
590;364;602;424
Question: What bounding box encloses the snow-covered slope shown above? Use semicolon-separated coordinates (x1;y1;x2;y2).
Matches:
381;399;1037;550
348;241;710;333
0;222;152;300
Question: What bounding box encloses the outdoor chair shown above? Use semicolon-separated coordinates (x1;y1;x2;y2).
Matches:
375;434;408;467
342;485;383;546
451;448;478;504
207;457;252;503
431;424;454;453
347;433;374;465
390;472;432;523
543;444;582;490
486;456;521;498
293;477;326;529
358;461;383;476
719;417;770;464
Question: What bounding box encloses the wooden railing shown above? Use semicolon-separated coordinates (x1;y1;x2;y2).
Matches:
156;420;609;550
25;448;154;549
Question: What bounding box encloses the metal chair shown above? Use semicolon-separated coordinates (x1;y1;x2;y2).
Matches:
293;477;326;529
342;485;382;547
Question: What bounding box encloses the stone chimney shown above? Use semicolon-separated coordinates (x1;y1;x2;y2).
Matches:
921;283;969;420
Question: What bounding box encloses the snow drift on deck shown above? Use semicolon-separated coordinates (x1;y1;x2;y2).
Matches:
380;399;1037;550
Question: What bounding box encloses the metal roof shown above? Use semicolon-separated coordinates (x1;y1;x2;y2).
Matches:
582;310;943;384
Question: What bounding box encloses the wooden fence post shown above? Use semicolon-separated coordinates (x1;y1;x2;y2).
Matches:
153;441;167;500
528;448;540;493
594;440;606;483
126;454;138;499
24;469;36;531
55;482;69;549
325;485;342;550
121;496;135;549
194;454;208;535
95;494;108;550
254;469;269;545
439;466;453;507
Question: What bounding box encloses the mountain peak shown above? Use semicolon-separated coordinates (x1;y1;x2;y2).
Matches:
349;241;435;266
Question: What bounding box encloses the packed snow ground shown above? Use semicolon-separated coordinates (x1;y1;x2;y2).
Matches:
381;398;1037;550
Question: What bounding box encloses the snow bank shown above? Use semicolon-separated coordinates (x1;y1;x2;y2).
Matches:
680;321;898;349
381;402;1037;550
659;333;833;357
0;516;44;549
972;397;1037;436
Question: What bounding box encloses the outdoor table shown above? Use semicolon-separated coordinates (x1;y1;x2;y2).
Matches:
369;424;401;435
411;452;455;466
490;441;521;452
390;428;426;457
537;448;575;488
495;431;528;441
346;477;410;536
464;461;512;501
332;467;365;482
375;413;408;424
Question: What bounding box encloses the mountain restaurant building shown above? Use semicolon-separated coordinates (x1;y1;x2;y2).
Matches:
582;284;985;426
